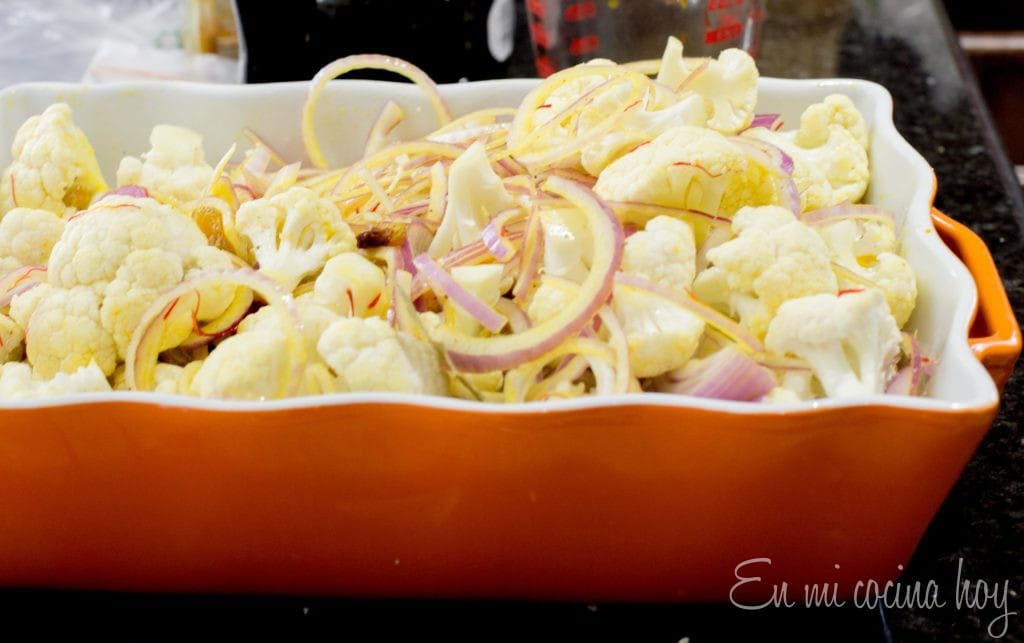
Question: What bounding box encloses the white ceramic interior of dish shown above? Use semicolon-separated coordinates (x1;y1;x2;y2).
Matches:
0;77;996;412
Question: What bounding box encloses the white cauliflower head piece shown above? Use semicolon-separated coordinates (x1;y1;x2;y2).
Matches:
235;186;356;292
313;252;388;318
100;248;185;359
428;141;514;258
621;215;696;292
317;316;447;395
0;361;111;400
25;285;118;378
189;329;300;400
765;288;901;399
658;38;759;134
594;125;777;217
0;313;24;364
540;206;593;282
0;103;109;216
611;282;705;378
116;124;214;205
48;195;207;293
0;208;65;276
580;93;708;176
693;205;838;337
817;218;917;327
743;94;870;212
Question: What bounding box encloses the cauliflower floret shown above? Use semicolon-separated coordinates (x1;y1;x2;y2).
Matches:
189;330;297;400
43;196;223;364
765;289;901;399
313;252;388;318
817;219;917;327
611;282;706;378
658;38;759;134
0;103;108;216
428;141;514;257
235;186;355;292
237;294;340;347
621;215;696;292
540;206;592;282
594;125;777;217
317;316;447;395
0;361;111;400
8;283;50;329
580;93;708;176
763;371;817;404
796;94;869;150
744;94;870;212
0;208;65;275
100;249;185;358
527;277;580;325
509;61;680;174
26;285;117;377
693;206;838;337
48;196;207;293
116;125;213;205
0;313;24;363
655;35;690;91
854;253;917;328
817;218;896;261
153;363;190;395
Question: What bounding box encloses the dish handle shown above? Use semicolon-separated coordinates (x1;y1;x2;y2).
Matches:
931;208;1021;391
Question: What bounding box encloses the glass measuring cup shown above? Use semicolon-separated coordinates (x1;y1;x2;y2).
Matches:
526;0;765;76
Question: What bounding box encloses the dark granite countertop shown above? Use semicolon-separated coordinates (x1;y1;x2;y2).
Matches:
2;0;1021;640
754;2;1024;641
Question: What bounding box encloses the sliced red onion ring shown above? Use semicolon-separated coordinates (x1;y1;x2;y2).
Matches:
494;297;531;333
606;200;732;229
539;167;598;188
409;229;527;301
597;305;632;395
0;265;46;309
412;253;508;334
365;100;405;157
494;156;529;178
676;59;709;93
430;124;509;146
801;202;898;226
743;113;783;132
481;208;527;261
303;54;452;169
614;272;764;354
512;210;545;303
429;177;623;373
831;262;880;290
730;136;800;213
654;344;776;401
126;269;306;394
179;286;256;350
886;332;929;396
510;76;617;150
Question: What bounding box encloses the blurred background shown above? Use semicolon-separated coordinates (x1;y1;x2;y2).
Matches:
2;0;1023;181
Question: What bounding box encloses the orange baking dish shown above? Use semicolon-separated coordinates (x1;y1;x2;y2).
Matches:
0;78;1018;601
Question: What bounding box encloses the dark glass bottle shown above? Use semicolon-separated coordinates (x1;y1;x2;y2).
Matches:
235;0;518;83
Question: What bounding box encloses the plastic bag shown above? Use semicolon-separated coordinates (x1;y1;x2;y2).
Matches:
0;0;240;86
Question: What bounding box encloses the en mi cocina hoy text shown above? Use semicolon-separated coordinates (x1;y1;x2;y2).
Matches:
730;557;1018;638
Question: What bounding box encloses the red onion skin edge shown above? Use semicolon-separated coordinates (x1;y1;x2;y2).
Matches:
100;185;149;200
660;347;775;402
